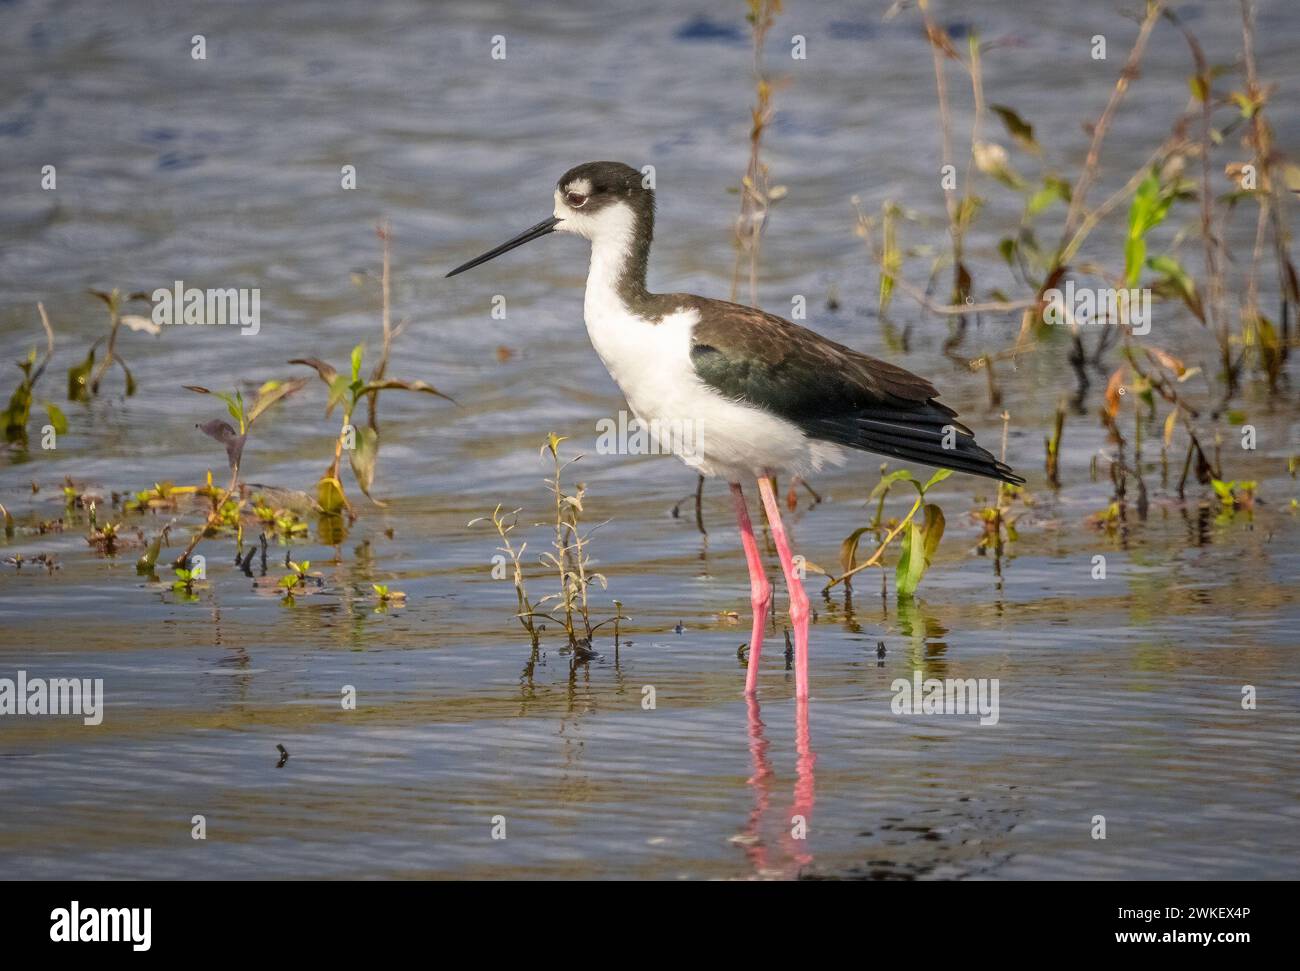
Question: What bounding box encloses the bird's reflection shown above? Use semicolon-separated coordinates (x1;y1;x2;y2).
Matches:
785;694;817;871
739;695;774;874
737;693;817;878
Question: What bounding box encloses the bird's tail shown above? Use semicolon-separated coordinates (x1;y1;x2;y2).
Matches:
801;405;1025;486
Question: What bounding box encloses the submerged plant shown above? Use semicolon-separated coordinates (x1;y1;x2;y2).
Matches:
292;342;450;515
252;494;310;540
170;566;204;600
536;433;610;647
123;480;199;514
277;560;319;603
176;378;305;566
827;466;952;597
469;504;540;647
371;583;407;610
472;435;621;653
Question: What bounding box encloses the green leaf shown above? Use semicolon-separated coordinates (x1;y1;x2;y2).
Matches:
1027;176;1070;217
921;503;946;564
1147;254;1205;323
895;520;926;597
989;104;1040;154
136;533;165;574
326;375;352;417
43;401;68;436
1125;169;1176;287
247;377;308;425
67;347;95;402
348;425;382;501
350;344;364;382
1124;237;1147;289
998;237;1018;267
922;468;953;493
839;526;874;574
878;202;900;317
317;474;347;514
289;357;340;387
3;377;33;442
356;378;455;403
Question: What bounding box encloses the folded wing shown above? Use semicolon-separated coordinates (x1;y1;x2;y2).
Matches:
684;298;1023;485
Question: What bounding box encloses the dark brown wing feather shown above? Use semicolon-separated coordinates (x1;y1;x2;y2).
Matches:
680;296;1022;485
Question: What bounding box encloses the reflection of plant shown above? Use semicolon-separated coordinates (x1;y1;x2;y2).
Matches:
68;289;158;402
3;304;66;446
1211;479;1257;512
828;467;950;597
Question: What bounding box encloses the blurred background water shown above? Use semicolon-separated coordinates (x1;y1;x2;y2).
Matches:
1;0;1297;879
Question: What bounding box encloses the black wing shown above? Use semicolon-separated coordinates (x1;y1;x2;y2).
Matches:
683;297;1023;485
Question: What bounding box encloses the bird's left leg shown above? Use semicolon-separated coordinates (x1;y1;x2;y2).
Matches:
730;482;770;695
757;476;810;700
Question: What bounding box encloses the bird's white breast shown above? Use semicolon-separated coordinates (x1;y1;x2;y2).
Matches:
569;197;840;481
582;292;843;482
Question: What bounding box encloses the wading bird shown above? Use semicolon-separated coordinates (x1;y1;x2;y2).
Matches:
447;161;1022;701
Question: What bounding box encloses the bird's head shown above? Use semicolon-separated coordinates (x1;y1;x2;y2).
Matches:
446;160;653;277
551;160;653;241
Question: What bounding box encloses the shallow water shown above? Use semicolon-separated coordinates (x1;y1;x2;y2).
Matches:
1;0;1298;879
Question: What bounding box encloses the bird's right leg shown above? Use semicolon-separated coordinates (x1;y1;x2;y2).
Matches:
730;482;771;695
757;475;810;700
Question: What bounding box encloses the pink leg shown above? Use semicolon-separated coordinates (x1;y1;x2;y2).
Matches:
757;476;810;700
730;482;770;695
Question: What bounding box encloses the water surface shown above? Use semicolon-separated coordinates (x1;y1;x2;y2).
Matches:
1;0;1298;879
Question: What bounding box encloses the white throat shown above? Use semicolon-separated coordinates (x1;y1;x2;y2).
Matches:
582;204;639;320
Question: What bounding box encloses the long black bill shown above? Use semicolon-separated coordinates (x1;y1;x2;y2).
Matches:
445;215;561;278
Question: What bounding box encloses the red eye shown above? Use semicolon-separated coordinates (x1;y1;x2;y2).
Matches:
565;191;588;208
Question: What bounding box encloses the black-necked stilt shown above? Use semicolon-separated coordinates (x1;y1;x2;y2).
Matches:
447;161;1023;701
